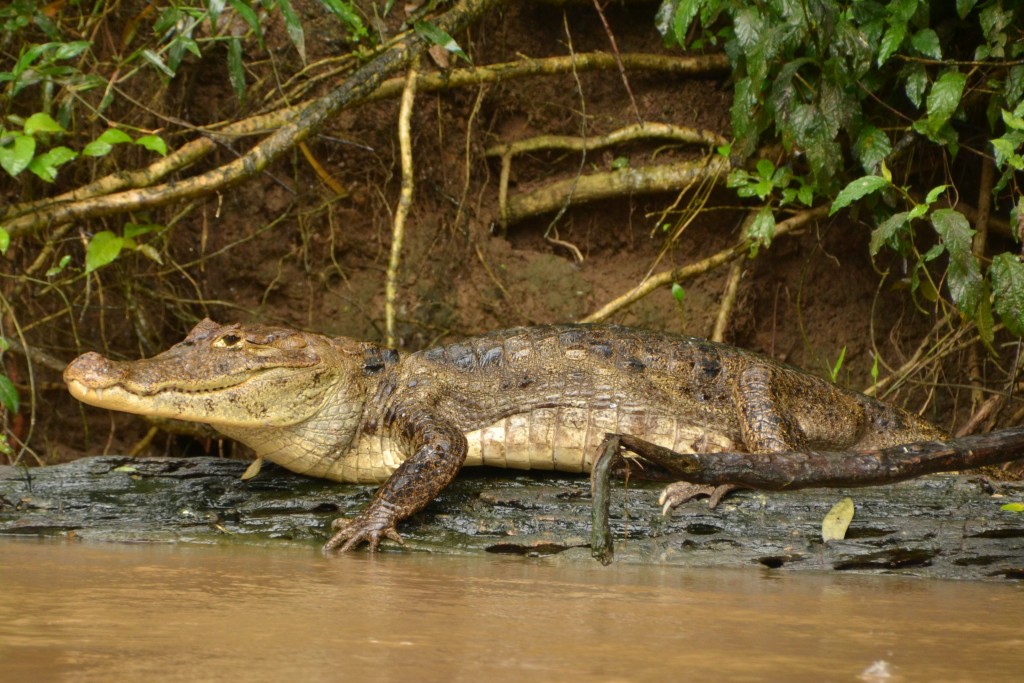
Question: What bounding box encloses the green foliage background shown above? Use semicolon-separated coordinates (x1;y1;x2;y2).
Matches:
659;0;1024;340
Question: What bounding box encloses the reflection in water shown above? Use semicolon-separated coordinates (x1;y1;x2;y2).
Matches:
0;539;1022;682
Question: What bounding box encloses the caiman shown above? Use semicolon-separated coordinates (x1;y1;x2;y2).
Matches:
63;319;944;551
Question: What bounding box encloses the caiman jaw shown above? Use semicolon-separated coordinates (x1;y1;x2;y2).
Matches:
62;320;335;428
64;351;306;426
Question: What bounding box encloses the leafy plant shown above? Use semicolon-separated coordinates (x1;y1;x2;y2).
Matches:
657;0;1024;337
85;223;165;274
0;337;16;416
726;155;815;255
827;346;847;384
0;118;166;183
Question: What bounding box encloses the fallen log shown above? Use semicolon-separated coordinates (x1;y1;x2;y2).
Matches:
1;455;1023;581
590;429;1024;571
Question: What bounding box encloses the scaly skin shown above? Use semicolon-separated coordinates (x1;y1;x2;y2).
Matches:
64;319;944;551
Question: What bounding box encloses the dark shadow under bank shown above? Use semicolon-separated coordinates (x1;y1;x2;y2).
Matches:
1;456;1023;581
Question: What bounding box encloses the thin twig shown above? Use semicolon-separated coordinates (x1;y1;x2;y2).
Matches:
711;211;757;341
581;205;827;323
591;0;641;125
967;156;996;409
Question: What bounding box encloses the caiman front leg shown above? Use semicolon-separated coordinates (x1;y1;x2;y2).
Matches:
324;419;468;553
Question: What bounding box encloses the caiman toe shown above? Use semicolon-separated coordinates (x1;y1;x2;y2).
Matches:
658;483;739;514
323;516;405;553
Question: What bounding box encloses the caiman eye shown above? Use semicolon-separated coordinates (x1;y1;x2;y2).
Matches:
216;334;243;348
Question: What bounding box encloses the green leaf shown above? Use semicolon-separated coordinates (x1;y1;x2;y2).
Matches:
27;145;77;182
134;135;167;156
956;0;978;18
0;228;9;255
96;128;132;145
926;69;967;127
227;37;246;103
0;134;36;177
228;0;264;48
888;0;918;22
0;375;19;414
869;211;910;256
85;231;125;273
1001;502;1024;513
829;346;847;383
669;0;702;46
913;263;940;302
878;22;906;66
830;175;890;215
671;282;685;302
797;183;814;206
81;139;112;157
931;209;981;317
45;254;72;277
23;112;64;135
907;202;929;221
54;40;91;60
924;184;950;205
853;125;892;173
910;28;941;59
903;62;928;108
989;253;1024;336
726;169;753;188
755;157;774;180
1002;108;1024;131
748;206;775;257
319;0;367;39
922;243;945;262
141;49;176;78
123;222;158;239
414;21;467;62
276;0;306;64
1006;66;1024;107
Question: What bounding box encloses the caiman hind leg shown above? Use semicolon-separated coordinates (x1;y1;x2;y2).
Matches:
324;420;468;552
660;365;807;513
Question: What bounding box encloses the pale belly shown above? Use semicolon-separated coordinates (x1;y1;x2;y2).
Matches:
321;405;737;484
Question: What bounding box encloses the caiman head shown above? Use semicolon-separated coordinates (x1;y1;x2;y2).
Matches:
64;319;370;432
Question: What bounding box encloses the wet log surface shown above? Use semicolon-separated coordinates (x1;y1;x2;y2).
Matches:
2;456;1023;581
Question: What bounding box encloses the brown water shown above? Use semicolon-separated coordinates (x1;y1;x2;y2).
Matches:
0;539;1021;682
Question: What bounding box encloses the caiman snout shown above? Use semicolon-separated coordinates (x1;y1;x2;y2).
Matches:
64;352;125;391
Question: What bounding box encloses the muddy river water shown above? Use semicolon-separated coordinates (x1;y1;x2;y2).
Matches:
0;539;1021;681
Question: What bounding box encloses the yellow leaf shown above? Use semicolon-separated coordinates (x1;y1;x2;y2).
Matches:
241;457;263;480
822;497;855;541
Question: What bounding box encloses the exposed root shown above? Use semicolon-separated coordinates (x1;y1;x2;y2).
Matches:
3;52;727;238
505;154;732;227
2;0;503;239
